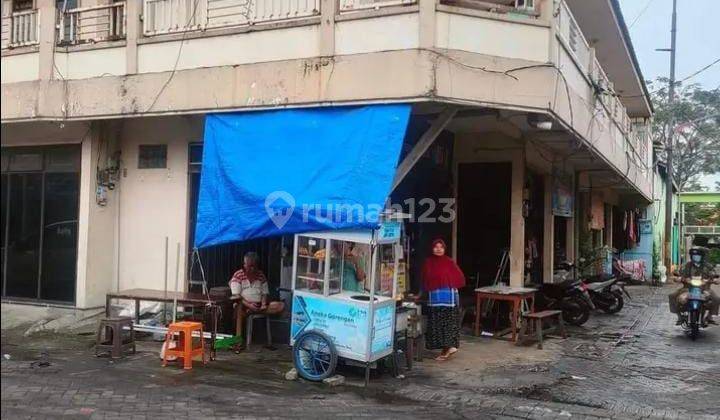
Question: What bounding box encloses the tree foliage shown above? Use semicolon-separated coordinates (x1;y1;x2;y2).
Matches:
684;202;720;226
649;79;720;191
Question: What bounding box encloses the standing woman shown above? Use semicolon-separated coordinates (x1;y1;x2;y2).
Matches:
420;239;466;361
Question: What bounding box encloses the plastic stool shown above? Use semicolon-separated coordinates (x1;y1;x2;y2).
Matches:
162;321;206;369
246;314;272;347
95;317;135;358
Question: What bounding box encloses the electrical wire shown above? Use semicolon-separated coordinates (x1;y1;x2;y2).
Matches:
430;49;576;128
628;0;655;29
615;58;720;99
678;58;720;84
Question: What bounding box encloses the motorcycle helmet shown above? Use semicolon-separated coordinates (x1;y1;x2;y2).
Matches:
688;246;708;264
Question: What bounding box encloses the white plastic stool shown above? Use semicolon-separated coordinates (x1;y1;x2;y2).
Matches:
246;314;272;347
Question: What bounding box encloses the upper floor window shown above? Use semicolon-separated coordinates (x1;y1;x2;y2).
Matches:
13;0;34;11
55;0;77;11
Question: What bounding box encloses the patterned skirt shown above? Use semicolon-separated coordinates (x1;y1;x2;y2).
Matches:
426;305;460;350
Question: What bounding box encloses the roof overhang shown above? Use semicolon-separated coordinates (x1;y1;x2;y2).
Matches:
566;0;653;118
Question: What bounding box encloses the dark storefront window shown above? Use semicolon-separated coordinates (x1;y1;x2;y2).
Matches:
1;146;80;304
138;144;167;169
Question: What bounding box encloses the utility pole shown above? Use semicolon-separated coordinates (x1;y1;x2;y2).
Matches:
663;0;678;271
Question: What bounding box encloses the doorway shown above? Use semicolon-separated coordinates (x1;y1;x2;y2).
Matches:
1;146;81;304
456;162;512;288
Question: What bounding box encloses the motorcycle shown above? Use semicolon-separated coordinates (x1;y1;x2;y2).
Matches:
536;273;594;326
678;275;719;340
583;273;631;314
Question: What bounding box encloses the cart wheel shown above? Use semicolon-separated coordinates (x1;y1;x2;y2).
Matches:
293;330;337;381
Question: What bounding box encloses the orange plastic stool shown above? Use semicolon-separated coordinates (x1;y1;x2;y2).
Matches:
162;321;206;370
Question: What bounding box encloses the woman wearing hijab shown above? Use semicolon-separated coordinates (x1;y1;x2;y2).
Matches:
419;239;465;361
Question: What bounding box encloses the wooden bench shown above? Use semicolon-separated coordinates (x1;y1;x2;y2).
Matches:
516;310;567;349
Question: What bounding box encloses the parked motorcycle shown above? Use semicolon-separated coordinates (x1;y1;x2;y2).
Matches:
583;274;631;314
535;276;594;326
677;275;719;340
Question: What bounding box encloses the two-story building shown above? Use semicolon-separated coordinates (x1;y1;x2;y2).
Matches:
1;0;653;317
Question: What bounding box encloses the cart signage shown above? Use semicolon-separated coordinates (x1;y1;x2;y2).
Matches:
371;305;394;354
291;293;370;360
378;221;401;243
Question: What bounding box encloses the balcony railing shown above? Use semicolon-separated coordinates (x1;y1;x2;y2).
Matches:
1;9;39;49
339;0;416;13
556;0;590;72
556;0;647;168
628;122;650;166
57;2;126;45
143;0;320;36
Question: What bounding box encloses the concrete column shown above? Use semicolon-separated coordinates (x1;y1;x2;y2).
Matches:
418;0;435;49
37;0;57;80
74;126;94;308
572;171;580;263
75;122;120;309
319;0;336;56
509;150;525;287
125;0;141;74
543;0;557;63
543;175;554;283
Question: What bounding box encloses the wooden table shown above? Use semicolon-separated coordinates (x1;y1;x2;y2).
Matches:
105;288;234;359
474;285;537;342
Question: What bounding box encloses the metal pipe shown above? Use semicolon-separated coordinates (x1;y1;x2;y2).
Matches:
163;236;169;323
173;241;180;322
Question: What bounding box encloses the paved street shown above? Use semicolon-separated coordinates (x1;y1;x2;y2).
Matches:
2;284;718;420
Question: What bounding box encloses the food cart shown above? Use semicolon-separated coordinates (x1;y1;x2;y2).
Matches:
289;221;403;382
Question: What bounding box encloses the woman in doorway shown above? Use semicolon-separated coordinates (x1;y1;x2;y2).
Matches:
230;252;284;351
420;239;466;361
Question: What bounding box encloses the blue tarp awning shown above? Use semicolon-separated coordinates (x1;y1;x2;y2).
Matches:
194;105;411;248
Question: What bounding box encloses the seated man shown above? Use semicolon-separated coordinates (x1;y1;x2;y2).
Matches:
230;252;284;350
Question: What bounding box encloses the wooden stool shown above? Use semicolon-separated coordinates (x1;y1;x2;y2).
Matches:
95;317;135;358
517;310;567;349
162;321;206;370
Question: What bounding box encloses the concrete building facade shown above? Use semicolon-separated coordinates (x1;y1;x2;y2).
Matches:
1;0;654;315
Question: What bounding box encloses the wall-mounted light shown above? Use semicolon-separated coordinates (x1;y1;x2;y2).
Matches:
527;113;553;131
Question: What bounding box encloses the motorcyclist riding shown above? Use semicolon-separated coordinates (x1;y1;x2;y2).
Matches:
669;246;720;325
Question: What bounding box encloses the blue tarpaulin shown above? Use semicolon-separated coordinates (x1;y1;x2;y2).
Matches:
194;105;411;248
